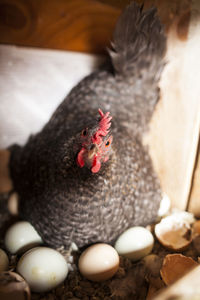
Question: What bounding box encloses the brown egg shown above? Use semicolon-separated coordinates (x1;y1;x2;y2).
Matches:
0;271;31;300
8;192;19;215
78;243;119;282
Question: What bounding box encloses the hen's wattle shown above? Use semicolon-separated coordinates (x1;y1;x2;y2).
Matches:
77;109;113;173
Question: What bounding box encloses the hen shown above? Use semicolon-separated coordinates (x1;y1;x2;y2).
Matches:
9;2;166;249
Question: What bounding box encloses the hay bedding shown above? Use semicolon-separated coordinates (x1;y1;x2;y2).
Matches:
0;193;199;300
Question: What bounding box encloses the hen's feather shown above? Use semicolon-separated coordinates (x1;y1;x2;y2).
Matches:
110;3;165;78
9;2;166;249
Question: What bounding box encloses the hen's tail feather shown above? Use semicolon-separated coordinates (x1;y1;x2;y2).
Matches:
109;2;166;78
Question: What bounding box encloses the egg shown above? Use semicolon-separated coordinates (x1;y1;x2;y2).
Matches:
155;211;195;251
17;247;68;292
0;249;9;272
7;192;18;215
0;271;31;300
5;221;43;254
78;243;119;282
114;226;154;261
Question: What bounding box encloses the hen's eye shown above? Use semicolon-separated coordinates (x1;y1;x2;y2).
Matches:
105;141;110;147
81;129;88;137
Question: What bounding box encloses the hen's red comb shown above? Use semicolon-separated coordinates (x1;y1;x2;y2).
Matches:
92;109;112;144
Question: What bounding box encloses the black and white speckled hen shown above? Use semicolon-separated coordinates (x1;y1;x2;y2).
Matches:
9;2;166;249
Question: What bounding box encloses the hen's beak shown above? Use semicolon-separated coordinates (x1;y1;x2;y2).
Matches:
88;144;99;160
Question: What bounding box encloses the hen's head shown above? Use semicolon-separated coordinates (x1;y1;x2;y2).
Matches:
76;109;113;173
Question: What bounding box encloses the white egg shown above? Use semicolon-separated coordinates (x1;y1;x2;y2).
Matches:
114;226;154;261
0;248;9;272
78;243;119;282
17;247;68;292
5;221;43;254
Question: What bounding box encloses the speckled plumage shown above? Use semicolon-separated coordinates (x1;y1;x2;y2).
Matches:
9;3;166;249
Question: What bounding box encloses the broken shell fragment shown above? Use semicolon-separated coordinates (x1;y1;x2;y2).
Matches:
193;236;200;255
192;221;200;254
192;220;200;237
0;249;9;272
160;254;198;285
0;271;31;300
155;211;195;251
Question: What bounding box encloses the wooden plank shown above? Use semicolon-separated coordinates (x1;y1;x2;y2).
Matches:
0;0;120;54
153;266;200;300
0;0;190;53
145;0;200;211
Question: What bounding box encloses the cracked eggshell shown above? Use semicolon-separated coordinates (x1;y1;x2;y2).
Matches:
114;226;154;261
5;221;43;254
0;271;31;300
192;221;200;254
193;220;200;237
157;194;171;218
78;243;119;282
155;211;195;251
0;249;9;272
17;247;68;292
160;254;198;285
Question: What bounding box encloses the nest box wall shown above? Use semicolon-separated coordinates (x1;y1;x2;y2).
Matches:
146;0;200;215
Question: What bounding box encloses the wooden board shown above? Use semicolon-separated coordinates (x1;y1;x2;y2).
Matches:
153;266;200;300
0;0;190;53
0;0;120;54
145;0;200;211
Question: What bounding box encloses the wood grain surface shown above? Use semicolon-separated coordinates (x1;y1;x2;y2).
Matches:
0;0;191;53
146;1;200;211
153;266;200;300
0;0;120;53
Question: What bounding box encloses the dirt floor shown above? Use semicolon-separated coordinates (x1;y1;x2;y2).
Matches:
0;193;199;300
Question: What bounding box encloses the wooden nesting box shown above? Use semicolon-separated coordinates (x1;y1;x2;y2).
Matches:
0;0;200;299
